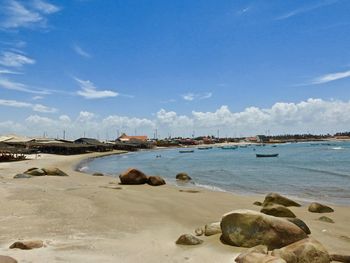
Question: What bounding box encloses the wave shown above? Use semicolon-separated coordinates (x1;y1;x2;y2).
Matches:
285;165;350;179
78;166;89;172
332;147;344;150
194;183;227;192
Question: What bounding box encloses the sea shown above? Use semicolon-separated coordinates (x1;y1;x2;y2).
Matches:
79;141;350;205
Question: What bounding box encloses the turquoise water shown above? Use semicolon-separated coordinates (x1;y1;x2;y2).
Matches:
81;142;350;205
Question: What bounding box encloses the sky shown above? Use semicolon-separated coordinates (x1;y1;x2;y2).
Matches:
0;0;350;139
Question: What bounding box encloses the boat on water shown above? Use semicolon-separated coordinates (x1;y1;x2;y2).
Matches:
179;150;195;153
220;146;238;150
198;146;212;150
256;153;279;158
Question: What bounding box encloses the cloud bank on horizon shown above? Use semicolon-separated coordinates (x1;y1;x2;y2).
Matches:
0;0;350;138
1;98;350;139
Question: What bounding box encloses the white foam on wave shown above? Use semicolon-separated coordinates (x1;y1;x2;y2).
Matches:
194;183;227;193
78;166;89;172
332;147;344;150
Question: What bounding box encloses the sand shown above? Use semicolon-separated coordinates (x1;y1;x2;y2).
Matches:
0;151;349;262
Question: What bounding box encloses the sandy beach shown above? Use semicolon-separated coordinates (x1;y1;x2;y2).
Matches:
0;151;349;262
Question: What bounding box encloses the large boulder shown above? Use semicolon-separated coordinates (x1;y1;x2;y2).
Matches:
272;238;330;263
286;218;311;235
176;172;192;181
24;168;45;176
147;176;166;186
119;168;148;185
0;256;17;263
263;193;301;207
9;240;44;250
204;222;221;236
175;234;203;245
220;210;307;250
308;202;334;213
261;204;296;218
42;168;68;176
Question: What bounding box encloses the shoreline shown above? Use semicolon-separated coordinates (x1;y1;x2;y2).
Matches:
77;147;350;207
0;151;349;262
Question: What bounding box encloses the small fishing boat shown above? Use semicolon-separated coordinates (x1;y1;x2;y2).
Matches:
198;146;212;150
220;146;238;150
256;153;279;158
179;150;194;153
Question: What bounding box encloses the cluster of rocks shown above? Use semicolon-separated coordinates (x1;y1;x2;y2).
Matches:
14;167;69;179
175;192;347;263
0;240;44;262
119;168;166;186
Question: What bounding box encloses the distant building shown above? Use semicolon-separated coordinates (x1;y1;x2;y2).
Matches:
74;137;102;145
117;133;148;142
245;136;258;142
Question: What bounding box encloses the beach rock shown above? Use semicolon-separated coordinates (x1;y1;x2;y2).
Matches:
236;252;286;263
286;218;311;235
253;201;263;206
308;202;334;213
0;255;17;263
263;193;301;207
13;173;31;179
235;245;269;262
10;240;44;250
175;234;203;245
24;168;45;176
330;254;350;262
147;176;166;186
42;168;68;176
220;210;307;250
261;204;296;218
176;172;192;181
92;172;104;176
119;168;148;185
272;238;330;263
26;167;38;172
195;227;204;236
318;216;334;223
204;222;221;236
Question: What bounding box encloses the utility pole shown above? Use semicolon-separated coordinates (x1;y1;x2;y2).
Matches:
63;130;66;140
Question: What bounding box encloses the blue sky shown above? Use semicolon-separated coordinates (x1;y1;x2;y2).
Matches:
1;0;350;139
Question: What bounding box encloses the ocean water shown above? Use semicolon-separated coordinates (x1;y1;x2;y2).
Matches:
81;142;350;205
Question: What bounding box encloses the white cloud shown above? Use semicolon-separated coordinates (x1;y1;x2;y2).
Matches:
0;77;50;94
32;95;43;100
75;77;119;99
0;51;35;68
2;98;350;138
0;98;57;113
183;93;195;101
182;92;212;101
0;68;22;74
276;0;338;20
77;111;96;122
73;44;91;58
0;0;60;29
32;0;60;14
311;70;350;84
